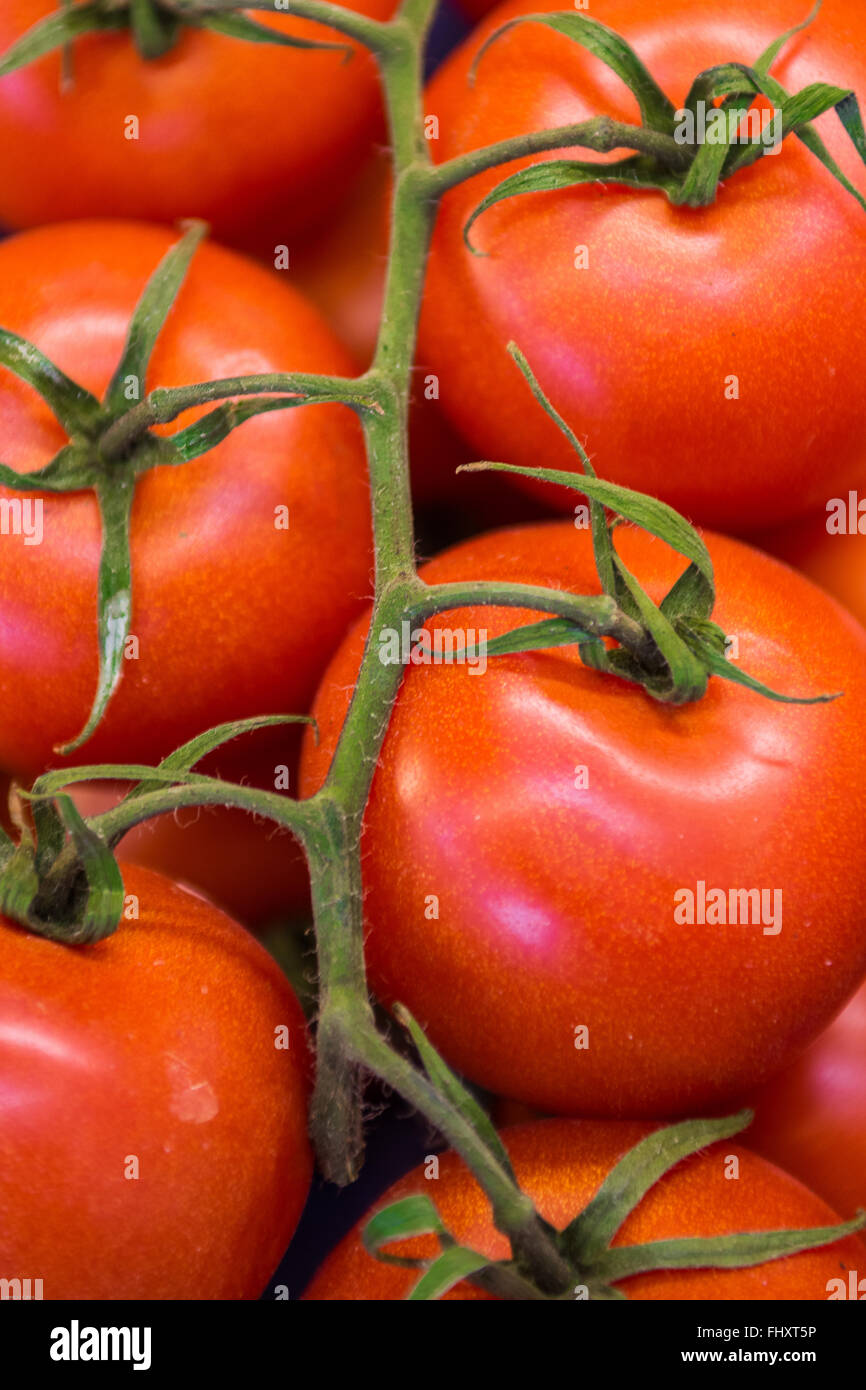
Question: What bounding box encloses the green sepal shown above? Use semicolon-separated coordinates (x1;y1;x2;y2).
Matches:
748;68;866;213
111;714;315;837
480;617;595;660
0;444;96;495
593;1212;866;1283
395;1004;518;1183
28;793;126;944
57;477;135;756
130;0;179;59
361;1192;505;1300
676;90;757;206
460;461;715;612
186;11;352;62
505;343;614;604
681;62;760;118
0;842;41;925
0;2;126;77
407;1246;495;1301
0;328;102;437
753;1;822;79
103;221;207;419
0;823;14;871
363;1194;449;1268
609;552;708;704
472;12;676;134
143;394;307;467
463;156;682;255
563;1112;753;1265
677;624;841;704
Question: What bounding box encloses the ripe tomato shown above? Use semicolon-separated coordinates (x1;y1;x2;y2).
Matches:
0;864;312;1300
0;220;372;781
305;1119;865;1299
301;522;866;1116
0;1;395;250
419;0;866;529
70;764;310;931
756;510;866;634
747;982;866;1222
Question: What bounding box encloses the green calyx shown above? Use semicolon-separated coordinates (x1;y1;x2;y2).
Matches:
458;346;838;709
364;1027;866;1300
0;220;369;758
0;715;314;942
0;0;352;72
463;1;866;251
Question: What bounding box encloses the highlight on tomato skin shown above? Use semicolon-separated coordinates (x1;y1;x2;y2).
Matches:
304;1119;866;1300
419;0;866;530
300;521;866;1118
0;865;313;1301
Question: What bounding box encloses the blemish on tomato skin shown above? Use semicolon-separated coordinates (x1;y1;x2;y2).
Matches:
164;1053;219;1123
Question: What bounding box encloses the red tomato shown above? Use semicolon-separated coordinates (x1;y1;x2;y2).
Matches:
0;1;395;250
748;982;866;1222
305;1119;865;1299
419;0;866;529
301;522;866;1115
70;764;310;932
0;220;372;781
756;509;866;633
0;864;312;1299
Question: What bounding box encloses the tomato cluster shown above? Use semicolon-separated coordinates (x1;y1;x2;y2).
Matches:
1;0;865;1306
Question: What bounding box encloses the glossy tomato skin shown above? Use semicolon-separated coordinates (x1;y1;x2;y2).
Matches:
0;221;372;781
756;510;866;633
0;1;395;250
301;522;866;1116
748;982;866;1222
0;864;312;1300
306;1119;865;1299
420;0;866;529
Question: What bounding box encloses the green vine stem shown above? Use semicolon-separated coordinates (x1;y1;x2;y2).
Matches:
2;0;864;1298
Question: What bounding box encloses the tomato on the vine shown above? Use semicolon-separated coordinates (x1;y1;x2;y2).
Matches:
747;981;866;1223
0;1;396;251
0;220;372;781
305;1119;865;1300
419;0;866;529
301;521;866;1116
0;864;312;1300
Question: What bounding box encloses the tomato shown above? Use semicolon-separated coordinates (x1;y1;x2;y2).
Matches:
301;521;866;1116
0;220;372;782
70;764;310;931
747;982;866;1222
419;0;866;529
305;1118;865;1299
756;510;866;634
0;1;396;251
0;863;312;1299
